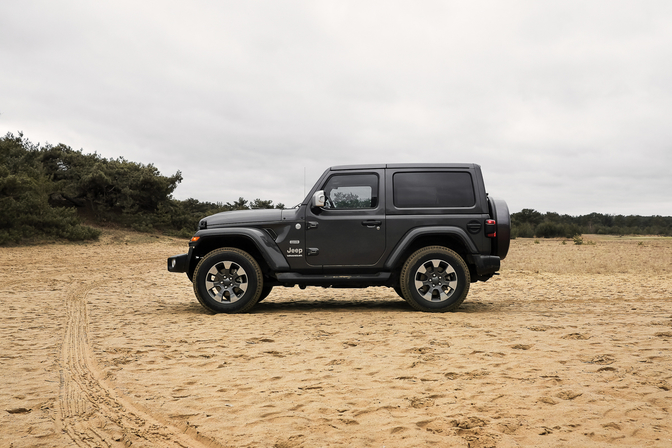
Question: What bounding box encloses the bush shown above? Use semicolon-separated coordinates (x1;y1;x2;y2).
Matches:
535;221;562;238
511;222;535;238
0;133;101;244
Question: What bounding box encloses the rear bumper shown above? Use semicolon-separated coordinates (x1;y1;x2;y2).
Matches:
167;253;189;273
471;254;500;277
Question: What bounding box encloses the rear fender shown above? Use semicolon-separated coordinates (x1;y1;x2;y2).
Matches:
384;226;479;270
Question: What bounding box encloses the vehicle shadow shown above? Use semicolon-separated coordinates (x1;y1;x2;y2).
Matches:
253;298;413;313
165;296;501;315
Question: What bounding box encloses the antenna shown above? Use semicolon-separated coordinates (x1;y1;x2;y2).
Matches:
303;167;306;198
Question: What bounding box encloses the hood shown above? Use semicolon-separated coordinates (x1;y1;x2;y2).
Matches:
201;209;284;228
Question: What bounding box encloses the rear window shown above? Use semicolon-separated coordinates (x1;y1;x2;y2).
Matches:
393;172;475;208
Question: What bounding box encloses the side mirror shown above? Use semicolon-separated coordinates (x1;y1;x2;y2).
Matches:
312;190;326;208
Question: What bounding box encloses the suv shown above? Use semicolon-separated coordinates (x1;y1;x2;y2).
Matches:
168;164;509;313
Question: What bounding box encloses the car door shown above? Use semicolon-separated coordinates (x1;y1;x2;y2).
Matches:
305;170;386;267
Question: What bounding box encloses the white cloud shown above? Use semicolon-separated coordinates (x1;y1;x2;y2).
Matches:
2;0;671;215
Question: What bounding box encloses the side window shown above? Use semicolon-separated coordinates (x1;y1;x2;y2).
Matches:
393;172;475;208
322;173;379;209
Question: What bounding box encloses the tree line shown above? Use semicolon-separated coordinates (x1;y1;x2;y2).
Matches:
2;132;670;244
0;132;281;244
511;209;672;238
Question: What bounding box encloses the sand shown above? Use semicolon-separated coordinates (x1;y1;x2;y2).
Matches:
1;231;671;447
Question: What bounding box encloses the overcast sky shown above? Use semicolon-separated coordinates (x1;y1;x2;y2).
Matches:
2;1;671;215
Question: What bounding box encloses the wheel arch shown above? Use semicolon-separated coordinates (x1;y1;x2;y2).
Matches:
384;227;478;278
188;228;290;280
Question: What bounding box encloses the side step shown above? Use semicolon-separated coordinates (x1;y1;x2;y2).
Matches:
276;272;392;287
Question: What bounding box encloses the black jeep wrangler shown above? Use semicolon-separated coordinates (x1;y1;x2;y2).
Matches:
168;164;509;313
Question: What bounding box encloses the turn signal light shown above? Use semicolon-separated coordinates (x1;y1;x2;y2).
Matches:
190;236;200;242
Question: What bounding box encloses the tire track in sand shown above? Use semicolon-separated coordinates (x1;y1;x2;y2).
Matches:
57;280;217;448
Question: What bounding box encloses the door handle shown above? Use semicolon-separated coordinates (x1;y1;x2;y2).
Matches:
361;220;382;228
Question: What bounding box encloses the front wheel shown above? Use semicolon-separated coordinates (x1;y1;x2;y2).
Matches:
193;248;264;313
399;246;470;312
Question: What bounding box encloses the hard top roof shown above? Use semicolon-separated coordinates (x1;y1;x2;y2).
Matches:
330;163;479;171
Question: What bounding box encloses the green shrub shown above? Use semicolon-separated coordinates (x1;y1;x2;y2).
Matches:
535;221;561;238
0;133;101;244
512;222;535;238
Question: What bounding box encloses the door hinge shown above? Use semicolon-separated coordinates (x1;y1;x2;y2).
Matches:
307;248;319;256
307;221;319;229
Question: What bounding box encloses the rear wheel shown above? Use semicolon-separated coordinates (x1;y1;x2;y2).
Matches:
400;246;470;312
193;248;263;313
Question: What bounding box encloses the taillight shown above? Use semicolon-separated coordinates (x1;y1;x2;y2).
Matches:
485;219;497;238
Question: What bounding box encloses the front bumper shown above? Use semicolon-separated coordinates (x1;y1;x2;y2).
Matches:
167;253;189;273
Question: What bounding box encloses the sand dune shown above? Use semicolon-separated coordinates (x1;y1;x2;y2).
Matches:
1;232;671;447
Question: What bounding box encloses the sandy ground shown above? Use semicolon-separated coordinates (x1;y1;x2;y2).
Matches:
1;231;671;447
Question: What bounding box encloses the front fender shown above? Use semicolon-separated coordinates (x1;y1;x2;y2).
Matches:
192;227;290;271
384;226;480;270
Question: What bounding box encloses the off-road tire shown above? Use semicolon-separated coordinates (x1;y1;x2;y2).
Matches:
400;246;470;312
193;248;263;313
